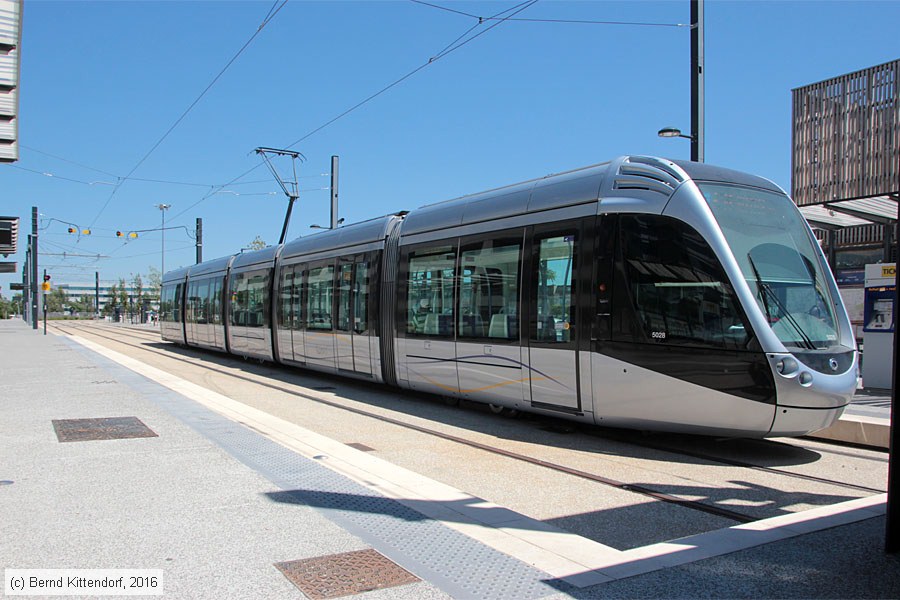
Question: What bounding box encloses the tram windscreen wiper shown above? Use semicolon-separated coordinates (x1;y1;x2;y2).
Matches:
746;253;816;350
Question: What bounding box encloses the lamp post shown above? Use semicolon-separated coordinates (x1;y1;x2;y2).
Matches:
310;218;344;231
657;0;704;162
155;204;171;275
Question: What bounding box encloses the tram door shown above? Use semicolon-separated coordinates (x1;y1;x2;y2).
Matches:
335;255;373;376
525;223;581;411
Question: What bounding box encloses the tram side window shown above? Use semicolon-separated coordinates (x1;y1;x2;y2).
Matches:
306;263;334;330
230;274;248;327
172;283;183;323
209;279;222;325
160;284;177;323
200;280;210;324
534;234;576;343
406;246;456;337
458;239;520;341
354;259;369;335
337;262;352;332
617;215;750;349
188;280;209;324
244;270;269;328
278;267;295;329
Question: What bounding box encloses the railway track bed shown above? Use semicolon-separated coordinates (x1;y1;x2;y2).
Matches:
53;320;888;553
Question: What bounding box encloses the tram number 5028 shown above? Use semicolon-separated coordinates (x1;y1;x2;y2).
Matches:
651;331;667;340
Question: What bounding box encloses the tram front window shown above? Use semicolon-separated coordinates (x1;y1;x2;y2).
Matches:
701;183;839;350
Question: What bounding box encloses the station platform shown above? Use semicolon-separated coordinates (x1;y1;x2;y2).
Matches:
2;318;899;598
807;388;892;449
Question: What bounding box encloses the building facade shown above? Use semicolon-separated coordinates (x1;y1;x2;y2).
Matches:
53;282;158;316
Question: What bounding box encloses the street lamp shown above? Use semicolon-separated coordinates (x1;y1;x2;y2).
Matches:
155;204;171;276
657;0;704;162
310;218;344;230
657;127;693;140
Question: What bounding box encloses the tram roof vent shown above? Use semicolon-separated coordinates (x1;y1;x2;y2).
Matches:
613;157;685;196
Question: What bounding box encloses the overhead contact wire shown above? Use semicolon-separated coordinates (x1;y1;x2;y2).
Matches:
88;0;290;228
170;1;538;223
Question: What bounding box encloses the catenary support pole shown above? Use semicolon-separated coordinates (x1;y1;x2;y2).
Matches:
690;0;704;163
42;268;47;336
887;233;899;551
31;207;38;329
331;155;339;229
23;235;30;325
196;218;202;264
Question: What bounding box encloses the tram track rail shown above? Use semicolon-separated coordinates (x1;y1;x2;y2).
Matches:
52;322;886;525
83;324;893;472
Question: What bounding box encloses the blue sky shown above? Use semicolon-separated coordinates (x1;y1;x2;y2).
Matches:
1;0;898;294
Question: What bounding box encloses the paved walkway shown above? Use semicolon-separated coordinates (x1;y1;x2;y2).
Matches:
2;319;899;598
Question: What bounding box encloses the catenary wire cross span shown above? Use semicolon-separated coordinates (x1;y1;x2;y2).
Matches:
167;0;540;225
86;0;290;229
20;144;325;189
409;0;689;28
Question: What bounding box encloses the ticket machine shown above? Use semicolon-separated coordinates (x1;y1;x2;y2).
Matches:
862;263;896;388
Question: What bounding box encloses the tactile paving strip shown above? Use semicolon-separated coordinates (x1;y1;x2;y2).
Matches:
52;416;158;443
63;338;571;599
275;549;420;599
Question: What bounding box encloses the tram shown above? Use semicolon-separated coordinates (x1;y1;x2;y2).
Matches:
161;155;857;437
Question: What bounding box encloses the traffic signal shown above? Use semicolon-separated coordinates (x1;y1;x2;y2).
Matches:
116;231;123;237
43;274;50;282
67;227;76;234
129;232;138;239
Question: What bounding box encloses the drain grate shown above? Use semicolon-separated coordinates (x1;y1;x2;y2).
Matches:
275;549;419;599
344;443;375;452
52;417;158;443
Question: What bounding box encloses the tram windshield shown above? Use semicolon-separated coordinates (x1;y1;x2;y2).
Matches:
700;183;839;350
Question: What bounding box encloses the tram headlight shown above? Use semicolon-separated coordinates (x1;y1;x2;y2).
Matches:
776;357;799;376
799;372;813;386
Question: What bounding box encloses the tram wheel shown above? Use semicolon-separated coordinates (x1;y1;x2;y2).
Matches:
488;404;519;418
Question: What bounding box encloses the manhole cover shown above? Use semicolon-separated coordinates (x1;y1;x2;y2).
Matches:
275;549;419;599
52;417;158;443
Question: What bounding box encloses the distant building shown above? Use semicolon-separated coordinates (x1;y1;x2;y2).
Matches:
53;282;158;315
0;0;22;163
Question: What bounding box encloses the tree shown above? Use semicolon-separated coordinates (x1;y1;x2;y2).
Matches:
146;266;161;296
70;294;94;314
44;287;68;313
131;273;144;307
104;283;119;316
118;277;130;320
131;274;146;321
247;236;267;251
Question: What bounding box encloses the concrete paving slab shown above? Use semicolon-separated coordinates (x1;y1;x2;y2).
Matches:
4;319;900;598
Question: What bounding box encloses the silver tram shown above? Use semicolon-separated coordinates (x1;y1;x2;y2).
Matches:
161;156;857;437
